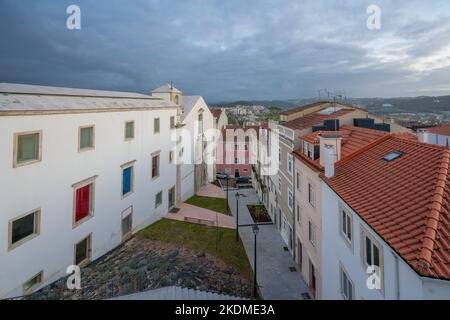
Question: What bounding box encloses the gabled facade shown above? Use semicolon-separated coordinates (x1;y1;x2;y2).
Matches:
151;84;214;202
321;134;450;299
293;125;389;298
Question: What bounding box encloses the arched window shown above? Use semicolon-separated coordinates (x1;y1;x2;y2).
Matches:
174;95;179;105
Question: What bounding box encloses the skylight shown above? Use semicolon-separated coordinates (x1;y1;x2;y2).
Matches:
317;107;342;115
383;151;403;162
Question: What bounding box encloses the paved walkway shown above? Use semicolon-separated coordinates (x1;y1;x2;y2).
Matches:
197;183;226;199
167;202;235;229
227;188;310;300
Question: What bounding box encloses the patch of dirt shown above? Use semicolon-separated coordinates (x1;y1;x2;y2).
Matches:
247;205;272;223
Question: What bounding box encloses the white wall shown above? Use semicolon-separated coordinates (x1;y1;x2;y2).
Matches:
0;108;177;298
321;181;450;300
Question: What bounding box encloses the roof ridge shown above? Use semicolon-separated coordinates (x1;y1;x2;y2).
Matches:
418;149;450;272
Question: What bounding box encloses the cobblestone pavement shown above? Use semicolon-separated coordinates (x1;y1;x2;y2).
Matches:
29;236;252;300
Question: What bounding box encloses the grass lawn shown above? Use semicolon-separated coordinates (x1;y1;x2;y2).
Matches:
185;195;230;215
138;218;253;280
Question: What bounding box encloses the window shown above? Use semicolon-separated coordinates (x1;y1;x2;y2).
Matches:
9;209;40;250
296;172;301;191
121;207;133;239
303;141;308;156
169;151;174;163
234;157;238;164
361;228;384;290
288;188;293;210
287;154;293;175
363;231;381;268
122;165;134;197
125;121;134;140
309;221;316;246
155;191;163;208
277;176;282;193
75;235;91;266
23;271;43;294
383;151;403;162
340;265;354;300
154;118;160;133
170;116;175;129
340;207;353;245
297;205;302;225
278;147;281;162
198;113;203;134
79;126;94;151
152;154;160;178
308;183;315;207
14;131;42;167
72;176;96;227
308;144;314;159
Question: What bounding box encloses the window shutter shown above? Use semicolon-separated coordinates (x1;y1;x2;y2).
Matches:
75;185;90;222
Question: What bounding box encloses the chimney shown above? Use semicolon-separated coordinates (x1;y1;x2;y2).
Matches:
324;144;336;178
319;133;342;167
418;129;429;144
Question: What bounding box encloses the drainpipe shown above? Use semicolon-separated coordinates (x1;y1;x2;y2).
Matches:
393;251;400;300
292;154;296;262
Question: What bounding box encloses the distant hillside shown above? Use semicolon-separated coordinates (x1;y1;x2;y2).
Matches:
210;95;450;114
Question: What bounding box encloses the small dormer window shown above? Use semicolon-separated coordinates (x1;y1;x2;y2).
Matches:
303;141;308;156
383;151;403;162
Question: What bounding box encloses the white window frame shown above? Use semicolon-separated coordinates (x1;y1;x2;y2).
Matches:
124;121;135;141
361;227;384;292
74;234;92;267
8;208;41;251
22;271;43;295
308;182;315;208
13;130;43;168
287;154;293;175
308;221;317;247
288;187;293;210
78;125;95;152
121;161;135;199
339;204;353;250
155;190;163;208
339;263;354;300
121;206;133;240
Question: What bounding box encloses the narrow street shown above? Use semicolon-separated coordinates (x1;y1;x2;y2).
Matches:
227;188;311;300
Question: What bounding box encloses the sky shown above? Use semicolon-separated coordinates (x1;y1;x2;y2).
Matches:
1;0;450;102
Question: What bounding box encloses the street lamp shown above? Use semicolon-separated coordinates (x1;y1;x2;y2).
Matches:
252;224;259;299
226;174;229;214
235;192;247;241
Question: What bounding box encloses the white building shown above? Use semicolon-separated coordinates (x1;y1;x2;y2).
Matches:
418;126;450;147
151;84;214;202
321;134;450;299
0;83;178;298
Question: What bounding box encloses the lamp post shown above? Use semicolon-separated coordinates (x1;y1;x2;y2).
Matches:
252;224;259;299
226;174;229;213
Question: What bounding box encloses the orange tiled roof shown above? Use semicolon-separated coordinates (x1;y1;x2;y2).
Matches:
293;126;391;171
279;101;366;116
426;125;450;136
281;109;355;130
210;108;223;119
322;135;450;280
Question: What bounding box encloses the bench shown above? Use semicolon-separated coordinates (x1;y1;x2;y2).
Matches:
184;216;216;227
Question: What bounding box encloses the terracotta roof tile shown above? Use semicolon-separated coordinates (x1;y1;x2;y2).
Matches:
426;125;450;136
281;109;356;130
322;135;450;280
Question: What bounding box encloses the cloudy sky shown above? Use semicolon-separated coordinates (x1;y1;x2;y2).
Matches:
1;0;450;101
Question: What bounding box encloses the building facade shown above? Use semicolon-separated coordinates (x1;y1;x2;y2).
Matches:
0;83;178;298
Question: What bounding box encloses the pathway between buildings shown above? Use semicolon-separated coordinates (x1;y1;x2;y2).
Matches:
227;188;310;300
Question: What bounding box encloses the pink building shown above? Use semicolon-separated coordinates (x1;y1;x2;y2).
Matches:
216;124;265;178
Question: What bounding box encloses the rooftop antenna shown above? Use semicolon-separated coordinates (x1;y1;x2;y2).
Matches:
170;81;174;90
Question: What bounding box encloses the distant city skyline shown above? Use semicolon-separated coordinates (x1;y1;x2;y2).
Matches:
1;0;450;102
